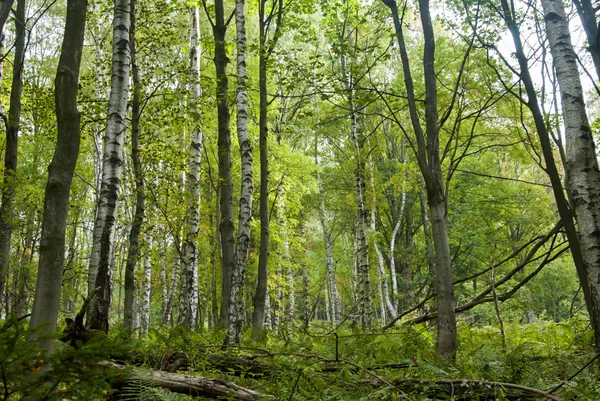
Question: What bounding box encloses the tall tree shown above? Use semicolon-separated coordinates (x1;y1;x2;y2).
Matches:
88;0;131;333
28;0;88;353
225;0;252;345
202;0;234;328
0;0;25;313
542;0;600;347
383;0;457;359
251;0;284;333
178;5;203;330
123;0;144;332
492;0;599;345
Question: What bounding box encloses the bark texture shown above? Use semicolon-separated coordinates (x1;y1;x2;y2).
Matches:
0;0;25;312
383;0;456;359
499;0;598;343
28;0;87;353
179;5;202;330
542;0;600;346
226;0;252;345
252;0;282;333
208;0;235;328
89;0;131;333
124;0;144;332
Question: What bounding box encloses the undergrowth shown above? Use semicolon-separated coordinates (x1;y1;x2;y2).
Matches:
0;315;598;400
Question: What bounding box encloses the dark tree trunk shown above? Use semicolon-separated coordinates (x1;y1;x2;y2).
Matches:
0;0;25;313
28;0;88;354
124;0;144;331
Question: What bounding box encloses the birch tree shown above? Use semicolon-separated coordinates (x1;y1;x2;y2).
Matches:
29;0;87;353
225;0;251;345
541;0;600;346
88;0;131;333
178;5;202;330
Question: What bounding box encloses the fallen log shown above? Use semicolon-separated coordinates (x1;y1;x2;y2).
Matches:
103;361;272;400
366;378;561;401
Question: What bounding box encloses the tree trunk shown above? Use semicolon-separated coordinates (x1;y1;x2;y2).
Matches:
123;0;144;331
252;19;270;335
206;0;234;329
140;238;151;336
499;0;598;345
226;0;252;345
542;0;600;347
252;0;282;334
179;5;202;330
28;0;87;353
0;0;24;313
0;0;15;87
316;155;340;323
572;0;600;83
370;156;396;320
383;0;456;359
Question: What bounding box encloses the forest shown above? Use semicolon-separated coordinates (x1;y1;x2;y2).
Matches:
0;0;599;398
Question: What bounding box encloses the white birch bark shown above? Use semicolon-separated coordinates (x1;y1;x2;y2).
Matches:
542;0;600;341
165;242;180;326
341;52;371;329
315;149;341;322
369;156;396;320
88;0;131;333
226;0;252;345
140;238;152;337
389;136;407;310
178;5;202;331
283;217;294;319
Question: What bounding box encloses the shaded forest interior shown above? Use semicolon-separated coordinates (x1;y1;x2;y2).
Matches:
0;0;600;399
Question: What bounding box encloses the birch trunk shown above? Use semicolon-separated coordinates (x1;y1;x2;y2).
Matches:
29;0;87;353
542;0;600;346
88;0;131;333
179;5;202;330
140;238;151;337
163;241;180;326
124;0;144;331
572;0;600;83
282;212;294;320
500;0;597;345
369;156;396;320
317;175;340;323
0;0;25;311
226;0;252;345
340;48;371;329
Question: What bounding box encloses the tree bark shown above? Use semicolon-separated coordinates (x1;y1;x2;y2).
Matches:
140;238;151;336
572;0;600;83
226;0;252;345
28;0;87;354
206;0;234;329
0;0;25;313
123;0;144;332
252;0;282;334
0;0;15;87
179;5;203;330
316;147;340;323
88;0;131;333
383;0;456;359
499;0;598;344
542;0;600;347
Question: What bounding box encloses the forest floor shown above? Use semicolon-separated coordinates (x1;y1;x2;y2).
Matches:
1;316;598;400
